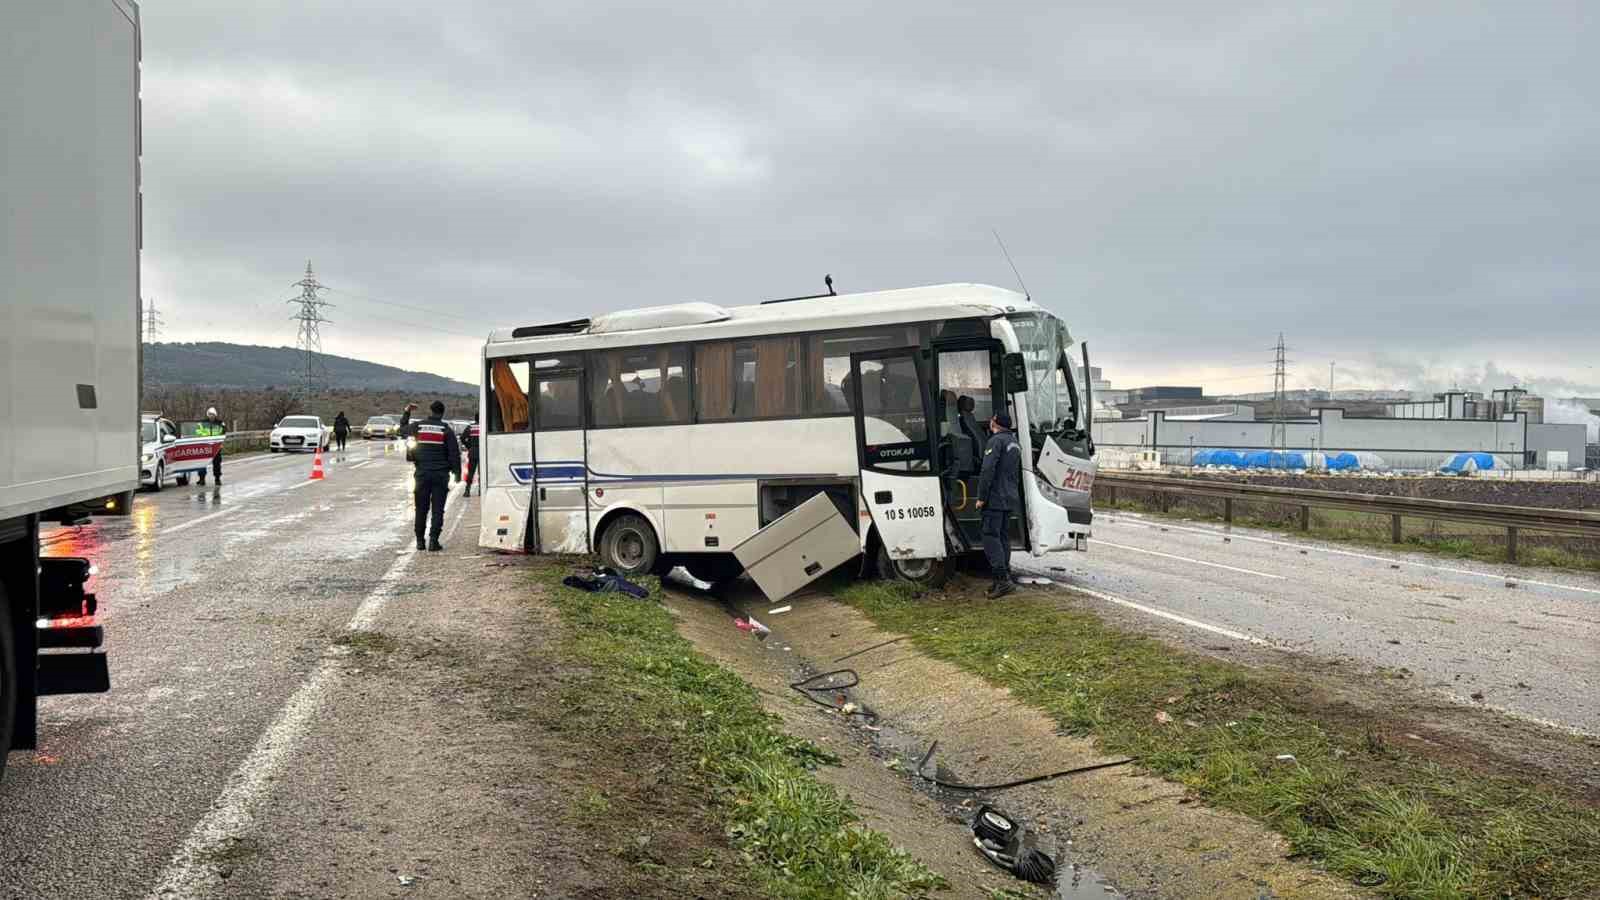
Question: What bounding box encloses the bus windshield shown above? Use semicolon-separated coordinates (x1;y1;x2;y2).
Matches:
1009;313;1079;437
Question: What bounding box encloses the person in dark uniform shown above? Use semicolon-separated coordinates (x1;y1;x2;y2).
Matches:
975;410;1022;597
399;400;462;551
460;414;480;497
333;411;350;452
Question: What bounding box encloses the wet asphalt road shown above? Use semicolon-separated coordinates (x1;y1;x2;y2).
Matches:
1;442;440;899
1024;509;1600;735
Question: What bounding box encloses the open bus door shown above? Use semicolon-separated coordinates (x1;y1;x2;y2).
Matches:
849;348;947;577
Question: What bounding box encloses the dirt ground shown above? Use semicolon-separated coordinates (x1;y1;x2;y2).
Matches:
217;551;763;900
667;577;1365;900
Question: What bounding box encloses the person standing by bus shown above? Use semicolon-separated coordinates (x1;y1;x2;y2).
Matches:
195;406;226;486
460;414;480;497
333;411;350;452
974;411;1022;597
399;401;461;551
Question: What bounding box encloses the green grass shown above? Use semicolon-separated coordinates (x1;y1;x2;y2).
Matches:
1104;496;1600;573
839;579;1600;899
536;566;946;900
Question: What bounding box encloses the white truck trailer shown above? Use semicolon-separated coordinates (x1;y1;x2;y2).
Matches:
2;0;141;781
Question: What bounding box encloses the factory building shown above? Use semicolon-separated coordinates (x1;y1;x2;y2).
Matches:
1096;392;1587;471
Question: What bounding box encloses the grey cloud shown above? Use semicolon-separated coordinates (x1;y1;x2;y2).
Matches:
138;1;1598;389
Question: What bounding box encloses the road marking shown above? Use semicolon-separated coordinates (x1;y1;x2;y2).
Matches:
1093;539;1286;579
1102;515;1600;597
348;460;375;470
1061;584;1270;646
157;507;242;536
148;496;468;899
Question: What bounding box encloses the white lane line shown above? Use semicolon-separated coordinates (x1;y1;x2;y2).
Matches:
347;460;375;470
1102;515;1600;597
149;497;467;899
1062;584;1269;646
1094;539;1286;580
157;507;242;537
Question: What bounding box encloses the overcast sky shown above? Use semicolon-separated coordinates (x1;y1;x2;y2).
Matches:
138;1;1597;397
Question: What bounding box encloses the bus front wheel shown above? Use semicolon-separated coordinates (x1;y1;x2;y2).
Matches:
600;514;659;578
874;542;948;588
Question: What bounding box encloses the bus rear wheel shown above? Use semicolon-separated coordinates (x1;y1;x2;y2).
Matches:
875;542;948;588
599;514;659;578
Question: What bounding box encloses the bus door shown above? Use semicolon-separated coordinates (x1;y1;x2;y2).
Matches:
483;358;534;552
849;349;946;563
929;342;1001;553
528;367;591;554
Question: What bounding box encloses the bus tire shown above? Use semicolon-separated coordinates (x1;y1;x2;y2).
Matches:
875;541;948;588
599;514;659;579
1;579;15;783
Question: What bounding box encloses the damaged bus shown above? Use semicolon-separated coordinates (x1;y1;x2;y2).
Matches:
478;283;1095;585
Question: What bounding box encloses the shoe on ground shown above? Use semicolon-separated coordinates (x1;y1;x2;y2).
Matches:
416;538;426;551
428;541;443;552
987;580;1016;599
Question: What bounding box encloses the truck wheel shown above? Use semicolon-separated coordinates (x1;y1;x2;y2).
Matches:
1;580;15;782
599;514;659;578
875;541;948;588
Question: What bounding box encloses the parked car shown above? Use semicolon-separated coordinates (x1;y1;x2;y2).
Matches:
362;415;399;440
270;415;330;453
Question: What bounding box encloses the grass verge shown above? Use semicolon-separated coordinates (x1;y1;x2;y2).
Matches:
1102;496;1600;573
839;578;1600;899
535;564;946;900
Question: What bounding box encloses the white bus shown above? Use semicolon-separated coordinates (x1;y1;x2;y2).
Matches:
477;283;1096;584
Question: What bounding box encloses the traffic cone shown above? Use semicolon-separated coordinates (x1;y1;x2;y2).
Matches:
309;447;325;480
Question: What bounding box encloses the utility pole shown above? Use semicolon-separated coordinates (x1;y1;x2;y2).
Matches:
142;296;163;342
1328;361;1334;400
1271;333;1289;453
288;260;334;395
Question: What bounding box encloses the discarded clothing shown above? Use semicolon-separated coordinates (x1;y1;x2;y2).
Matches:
563;567;649;598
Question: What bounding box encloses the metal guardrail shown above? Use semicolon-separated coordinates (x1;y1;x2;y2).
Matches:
1096;472;1600;562
223;430;271;451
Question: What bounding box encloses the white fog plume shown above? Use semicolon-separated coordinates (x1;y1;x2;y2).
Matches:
1546;399;1600;443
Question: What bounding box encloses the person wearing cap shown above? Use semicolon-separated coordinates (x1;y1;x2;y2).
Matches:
194;406;226;486
975;410;1022;597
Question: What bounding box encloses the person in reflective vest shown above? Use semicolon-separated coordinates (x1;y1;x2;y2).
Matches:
399;400;462;551
194;406;226;486
461;415;481;497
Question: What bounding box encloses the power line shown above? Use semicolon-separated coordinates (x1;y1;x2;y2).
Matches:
288;260;334;394
325;286;480;324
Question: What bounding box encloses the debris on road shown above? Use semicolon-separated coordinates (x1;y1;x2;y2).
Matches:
768;604;793;615
562;567;649;598
1154;710;1173;725
734;616;771;640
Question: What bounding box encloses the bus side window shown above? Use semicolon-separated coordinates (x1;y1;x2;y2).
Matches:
806;326;925;416
590;347;689;428
488;359;531;432
536;376;583;430
696;338;802;422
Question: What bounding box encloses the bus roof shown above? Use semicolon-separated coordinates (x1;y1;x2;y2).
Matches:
485;282;1042;355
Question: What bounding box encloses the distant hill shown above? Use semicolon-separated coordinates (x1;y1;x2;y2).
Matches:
144;342;475;395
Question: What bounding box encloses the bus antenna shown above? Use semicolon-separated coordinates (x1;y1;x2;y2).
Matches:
992;230;1029;301
825;274;835;295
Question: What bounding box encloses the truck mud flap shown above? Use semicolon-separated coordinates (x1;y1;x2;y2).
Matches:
37;652;109;696
731;493;861;603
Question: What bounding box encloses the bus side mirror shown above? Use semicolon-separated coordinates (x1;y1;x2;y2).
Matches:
1002;353;1028;394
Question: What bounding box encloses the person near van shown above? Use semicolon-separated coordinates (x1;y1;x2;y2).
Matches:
461;414;480;497
974;411;1022;597
399;401;462;551
333;411;350;451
